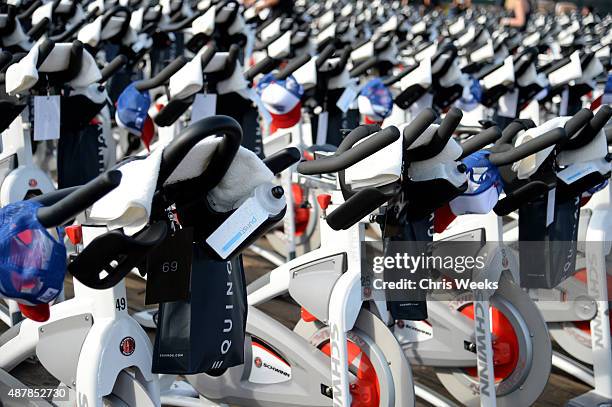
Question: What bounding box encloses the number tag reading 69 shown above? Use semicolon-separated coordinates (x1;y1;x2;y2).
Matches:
145;227;194;304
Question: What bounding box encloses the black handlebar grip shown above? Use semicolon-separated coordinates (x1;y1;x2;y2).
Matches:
489;127;566;166
403;108;437;147
316;43;336;69
100;5;130;28
51;6;100;42
0;51;12;72
36;39;55;69
263;147;302;175
37;170;122;228
498;118;536;144
337;124;381;154
99;55;128;83
383;63;418;86
245;56;278;81
460;126;502;159
564;108;594;139
31;187;78;207
276;53;312;80
327;187;389;230
161;10;204;32
349;57;378;78
564;105;612;150
27;17;49;40
134;56;188;91
591;105;612;133
158;115;243;188
298;126;400;175
199;44;217;70
541;56;571;75
606;125;612;145
18;0;43;20
437;107;463;139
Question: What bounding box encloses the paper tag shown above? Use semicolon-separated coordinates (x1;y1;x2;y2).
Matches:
546;188;556;227
190;93;217;124
336;83;359;113
557;162;598;185
248;87;272;125
409;93;434;118
316;111;329;145
145;227;193;304
206;196;268;259
559;88;569;116
519;99;540;125
497;89;518;118
34;96;60;141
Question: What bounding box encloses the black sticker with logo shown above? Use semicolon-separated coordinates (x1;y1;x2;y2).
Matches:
120;337;136;356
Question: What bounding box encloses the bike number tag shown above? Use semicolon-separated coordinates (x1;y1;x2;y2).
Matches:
497;89;518;118
248;87;272;125
191;93;217;124
145;227;193;304
546;188;556;227
34;95;60;141
316;111;329;145
336;84;359;113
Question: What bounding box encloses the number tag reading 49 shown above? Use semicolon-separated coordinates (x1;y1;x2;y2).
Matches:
145;227;194;304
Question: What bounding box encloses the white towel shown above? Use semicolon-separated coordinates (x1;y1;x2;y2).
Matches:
90;138;274;234
78;16;103;47
31;1;53;26
407;124;465;187
191;5;216;36
89;147;165;235
169;51;205;99
512;116;570;179
345;126;402;189
5;44;39;95
165;137;274;212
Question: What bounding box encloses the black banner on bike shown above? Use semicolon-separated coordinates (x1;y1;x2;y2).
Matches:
152;246;247;374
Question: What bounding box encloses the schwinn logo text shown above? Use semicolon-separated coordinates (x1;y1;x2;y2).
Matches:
255;359;290;377
329;323;343;406
474;301;492;398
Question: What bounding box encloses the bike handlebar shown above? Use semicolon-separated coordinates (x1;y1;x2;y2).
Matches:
326;187;391;230
36;171;122;228
316;43;336;69
297;126;400;175
488;128;566;166
51;6;100;42
245;56;278;81
276;53;311;80
99;54;127;83
17;0;42;21
403;108;438;146
158;115;243;189
563;106;612;150
0;51;12;72
27;17;49;40
564;108;594;139
263;147;301;174
349;57;378;77
497;119;536;144
134;56;188;91
460;126;502;159
36;39;55;69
